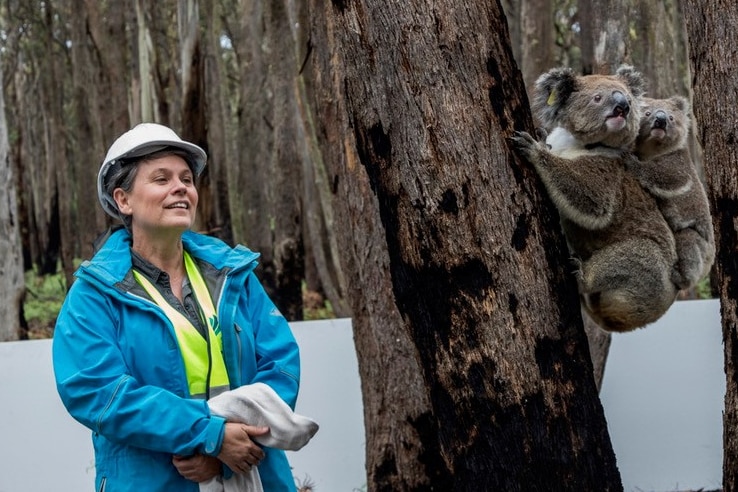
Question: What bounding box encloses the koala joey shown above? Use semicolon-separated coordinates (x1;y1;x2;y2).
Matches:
630;96;715;290
510;66;678;332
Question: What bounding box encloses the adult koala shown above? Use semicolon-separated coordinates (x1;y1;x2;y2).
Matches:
510;66;678;332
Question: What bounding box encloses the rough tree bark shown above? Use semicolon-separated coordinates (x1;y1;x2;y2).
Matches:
683;2;738;490
308;1;620;490
0;61;24;342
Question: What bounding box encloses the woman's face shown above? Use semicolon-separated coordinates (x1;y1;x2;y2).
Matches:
113;155;198;235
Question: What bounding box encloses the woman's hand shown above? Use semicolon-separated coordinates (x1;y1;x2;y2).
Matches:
172;454;221;482
217;422;269;475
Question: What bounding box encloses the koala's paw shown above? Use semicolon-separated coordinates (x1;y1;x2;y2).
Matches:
509;130;543;165
569;256;584;283
670;266;692;292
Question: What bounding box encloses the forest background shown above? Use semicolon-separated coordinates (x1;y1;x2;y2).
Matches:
0;0;700;336
1;0;738;490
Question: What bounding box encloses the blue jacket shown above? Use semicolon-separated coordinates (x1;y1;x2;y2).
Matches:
53;228;300;491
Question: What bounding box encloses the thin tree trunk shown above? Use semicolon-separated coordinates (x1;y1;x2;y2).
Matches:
0;61;24;342
202;0;232;243
41;4;74;288
519;0;555;92
263;0;305;320
295;79;352;317
579;0;630;74
308;2;620;489
683;2;738;489
231;0;274;278
69;0;100;260
178;0;215;238
135;0;159;123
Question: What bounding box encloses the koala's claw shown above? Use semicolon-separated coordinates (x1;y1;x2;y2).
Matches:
510;130;541;163
510;130;537;146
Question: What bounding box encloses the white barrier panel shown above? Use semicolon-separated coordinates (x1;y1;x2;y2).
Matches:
0;301;724;491
600;298;724;491
0;318;365;492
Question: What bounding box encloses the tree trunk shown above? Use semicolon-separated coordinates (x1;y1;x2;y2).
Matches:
308;2;620;490
40;4;74;288
226;0;307;318
85;0;131;157
68;0;102;260
296;79;352;317
519;0;556;92
683;2;738;489
0;61;24;342
293;0;351;317
230;0;274;286
579;0;631;74
85;0;131;233
178;0;216;238
135;0;153;122
262;0;305;320
202;0;232;243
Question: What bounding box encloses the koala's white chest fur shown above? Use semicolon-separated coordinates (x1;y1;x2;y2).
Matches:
546;126;625;160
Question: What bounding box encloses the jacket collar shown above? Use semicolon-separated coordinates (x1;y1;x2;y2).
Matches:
77;228;260;287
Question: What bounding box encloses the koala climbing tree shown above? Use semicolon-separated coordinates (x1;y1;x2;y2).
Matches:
630;96;716;291
511;66;679;332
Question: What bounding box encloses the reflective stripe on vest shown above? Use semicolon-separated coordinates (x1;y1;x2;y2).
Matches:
132;251;230;399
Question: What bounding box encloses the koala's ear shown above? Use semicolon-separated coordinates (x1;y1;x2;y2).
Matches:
671;95;692;132
532;67;578;128
671;95;690;113
615;65;646;97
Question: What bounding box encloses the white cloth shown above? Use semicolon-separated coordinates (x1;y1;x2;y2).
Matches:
199;383;319;492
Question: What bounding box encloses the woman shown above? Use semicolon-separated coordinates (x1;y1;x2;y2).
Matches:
53;123;301;491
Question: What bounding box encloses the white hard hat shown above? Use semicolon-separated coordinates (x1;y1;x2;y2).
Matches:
97;123;207;218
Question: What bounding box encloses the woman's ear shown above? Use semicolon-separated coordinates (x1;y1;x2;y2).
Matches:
113;188;133;216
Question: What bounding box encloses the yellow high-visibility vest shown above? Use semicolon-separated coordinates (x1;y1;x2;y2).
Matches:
133;251;230;399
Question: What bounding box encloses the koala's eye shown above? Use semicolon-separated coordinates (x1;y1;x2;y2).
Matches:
669;115;674;121
645;111;651;117
593;94;603;103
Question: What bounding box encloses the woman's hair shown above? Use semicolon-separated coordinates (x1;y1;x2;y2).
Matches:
105;147;198;230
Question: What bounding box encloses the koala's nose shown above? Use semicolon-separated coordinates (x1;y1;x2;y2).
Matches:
611;91;630;117
653;110;668;129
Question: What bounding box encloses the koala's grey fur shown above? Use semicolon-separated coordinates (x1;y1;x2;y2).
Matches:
510;66;678;332
630;96;715;290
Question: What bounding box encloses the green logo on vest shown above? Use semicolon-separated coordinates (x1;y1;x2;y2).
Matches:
210;315;221;336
